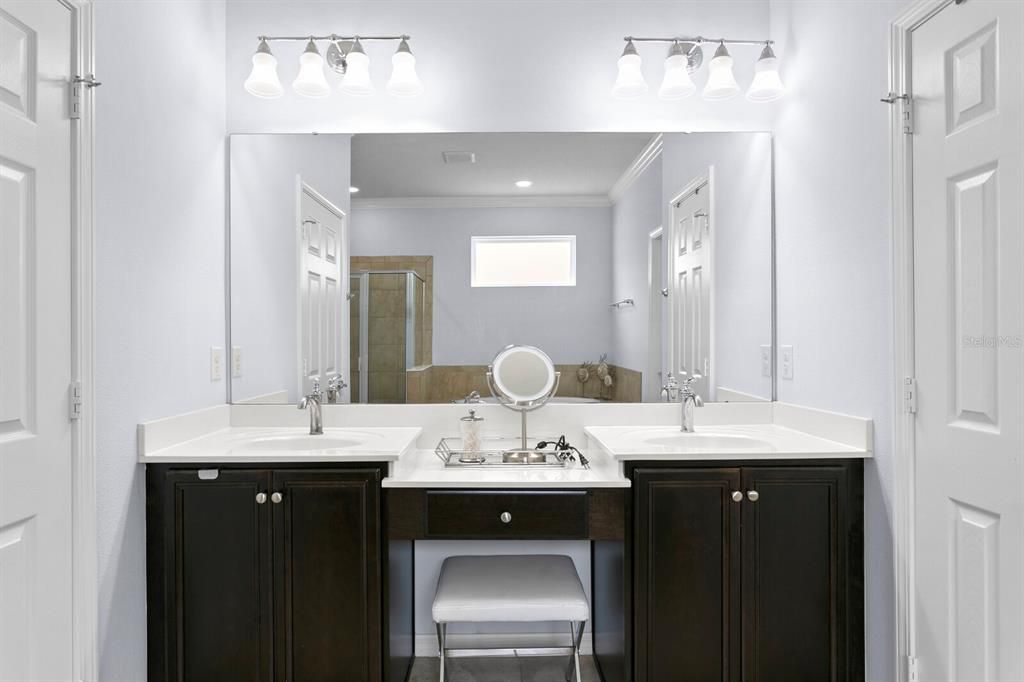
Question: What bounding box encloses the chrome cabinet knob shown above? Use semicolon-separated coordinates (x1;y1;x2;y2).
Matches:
256;492;267;505
747;490;759;502
731;491;743;502
500;511;512;524
271;492;283;504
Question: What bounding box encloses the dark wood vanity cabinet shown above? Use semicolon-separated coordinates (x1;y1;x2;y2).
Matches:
146;465;386;682
625;460;863;682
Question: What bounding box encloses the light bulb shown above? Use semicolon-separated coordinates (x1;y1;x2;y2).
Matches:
612;40;647;99
339;40;374;96
658;43;696;100
386;39;423;97
702;42;740;101
244;39;283;99
293;39;330;98
746;44;785;102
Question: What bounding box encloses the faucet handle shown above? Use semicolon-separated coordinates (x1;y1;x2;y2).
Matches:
328;375;347;390
309;380;322;399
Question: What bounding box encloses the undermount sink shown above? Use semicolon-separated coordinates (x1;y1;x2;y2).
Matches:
642;433;772;450
234;435;365;452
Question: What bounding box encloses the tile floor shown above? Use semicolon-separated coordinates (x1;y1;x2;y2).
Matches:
407;655;601;681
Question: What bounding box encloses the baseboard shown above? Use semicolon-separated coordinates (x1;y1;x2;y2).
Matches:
414;631;594;657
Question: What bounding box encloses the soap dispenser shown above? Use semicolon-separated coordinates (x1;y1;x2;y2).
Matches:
459;408;484;453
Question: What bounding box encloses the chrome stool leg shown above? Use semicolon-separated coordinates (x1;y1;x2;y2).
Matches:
436;622;447;682
565;620;585;681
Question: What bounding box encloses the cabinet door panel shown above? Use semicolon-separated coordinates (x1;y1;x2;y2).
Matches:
153;469;273;682
634;467;742;682
741;466;848;681
272;469;381;682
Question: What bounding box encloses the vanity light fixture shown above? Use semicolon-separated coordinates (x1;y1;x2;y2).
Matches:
614;36;783;102
515;180;533;188
349;186;360;193
702;42;740;101
244;38;284;99
245;33;421;99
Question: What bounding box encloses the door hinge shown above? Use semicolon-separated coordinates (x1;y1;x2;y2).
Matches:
69;381;83;420
904;377;917;414
907;655;919;681
69;75;101;120
881;92;913;134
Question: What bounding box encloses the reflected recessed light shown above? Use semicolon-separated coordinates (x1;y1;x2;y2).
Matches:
515;180;533;188
349;186;360;193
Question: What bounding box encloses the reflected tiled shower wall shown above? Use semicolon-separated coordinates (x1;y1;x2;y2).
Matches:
350;257;433;403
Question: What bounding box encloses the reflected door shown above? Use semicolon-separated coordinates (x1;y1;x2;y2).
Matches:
0;1;75;678
911;0;1023;679
670;177;712;400
298;183;349;401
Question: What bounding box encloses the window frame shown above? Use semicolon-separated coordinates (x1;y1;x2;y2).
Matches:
469;234;578;288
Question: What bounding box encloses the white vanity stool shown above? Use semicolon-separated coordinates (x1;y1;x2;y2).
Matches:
432;554;590;681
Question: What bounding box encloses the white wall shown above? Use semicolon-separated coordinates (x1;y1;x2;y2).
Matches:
225;1;773;134
229;134;352;403
769;1;909;679
610;156;663;390
94;1;227;679
351;205;613;365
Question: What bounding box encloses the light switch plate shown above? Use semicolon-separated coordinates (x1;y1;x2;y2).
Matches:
760;345;772;377
780;345;794;380
231;346;243;378
210;347;224;381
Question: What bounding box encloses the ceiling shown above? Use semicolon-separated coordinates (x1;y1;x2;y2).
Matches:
350;132;655;199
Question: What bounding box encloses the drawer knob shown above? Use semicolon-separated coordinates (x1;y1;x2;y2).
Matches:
256;492;267;505
271;492;283;504
731;491;743;502
747;490;759;502
500;511;512;524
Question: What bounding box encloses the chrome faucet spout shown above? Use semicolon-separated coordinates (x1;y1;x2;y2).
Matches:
298;381;324;435
678;375;703;432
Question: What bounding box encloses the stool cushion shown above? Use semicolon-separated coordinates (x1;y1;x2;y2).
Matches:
432;554;590;623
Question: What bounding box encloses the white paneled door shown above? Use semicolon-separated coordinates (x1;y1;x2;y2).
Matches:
669;177;712;401
0;1;74;680
298;182;349;401
911;0;1023;679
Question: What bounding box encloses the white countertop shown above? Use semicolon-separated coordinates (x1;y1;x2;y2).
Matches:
584;424;870;460
139;426;422;464
381;448;629;488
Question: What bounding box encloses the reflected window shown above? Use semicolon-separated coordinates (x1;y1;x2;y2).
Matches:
470;235;577;288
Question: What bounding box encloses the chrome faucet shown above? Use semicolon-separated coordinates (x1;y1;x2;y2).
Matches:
662;373;704;432
298;380;324;435
326;375;348;404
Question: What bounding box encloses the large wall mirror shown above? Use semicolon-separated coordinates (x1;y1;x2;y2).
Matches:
229;132;773;405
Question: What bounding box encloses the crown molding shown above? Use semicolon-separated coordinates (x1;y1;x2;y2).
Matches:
608;133;664;204
351;195;611;209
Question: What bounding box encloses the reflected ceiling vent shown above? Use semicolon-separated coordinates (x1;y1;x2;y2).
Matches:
442;151;476;164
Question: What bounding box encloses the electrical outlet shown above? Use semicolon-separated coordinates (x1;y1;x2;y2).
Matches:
210;347;224;381
760;345;772;377
780;345;794;380
231;346;243;378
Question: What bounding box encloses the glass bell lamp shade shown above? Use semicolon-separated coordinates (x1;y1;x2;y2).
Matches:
244;39;283;99
339;41;374;96
658;45;696;100
292;40;331;98
746;44;785;102
702;42;740;101
612;41;647;99
385;40;423;97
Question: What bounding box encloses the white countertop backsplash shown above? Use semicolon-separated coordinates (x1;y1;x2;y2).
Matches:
138;401;871;487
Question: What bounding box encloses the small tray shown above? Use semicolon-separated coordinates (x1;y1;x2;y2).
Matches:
435;436;570;468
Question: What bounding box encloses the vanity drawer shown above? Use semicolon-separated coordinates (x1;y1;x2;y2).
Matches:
425;491;589;539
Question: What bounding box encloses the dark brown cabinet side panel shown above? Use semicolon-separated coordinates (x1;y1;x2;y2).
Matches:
741;465;861;682
272;469;382;682
147;468;273;682
633;468;742;682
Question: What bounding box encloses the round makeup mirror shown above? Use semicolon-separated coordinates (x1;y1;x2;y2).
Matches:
488;345;558;406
